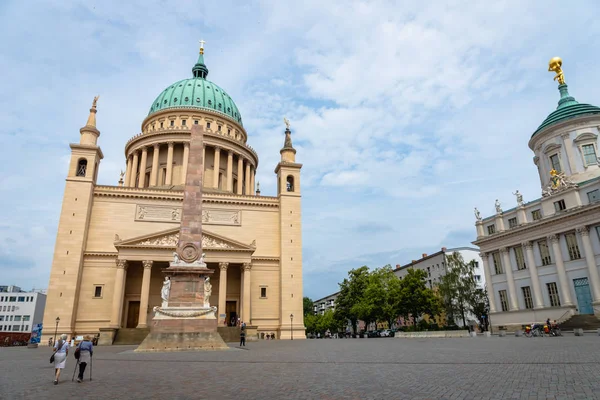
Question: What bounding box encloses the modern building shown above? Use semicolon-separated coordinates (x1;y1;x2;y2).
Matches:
0;286;46;338
473;57;600;331
42;43;305;343
313;292;339;315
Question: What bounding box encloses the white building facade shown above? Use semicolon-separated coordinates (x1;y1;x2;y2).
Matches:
473;59;600;331
0;286;47;335
313;292;339;315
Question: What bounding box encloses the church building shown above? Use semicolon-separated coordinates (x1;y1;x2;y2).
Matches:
42;43;305;342
473;58;600;331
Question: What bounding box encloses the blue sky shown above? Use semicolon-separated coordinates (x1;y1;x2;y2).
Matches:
1;1;600;299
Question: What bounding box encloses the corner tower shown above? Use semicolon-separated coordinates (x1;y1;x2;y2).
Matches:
43;97;104;337
275;120;305;339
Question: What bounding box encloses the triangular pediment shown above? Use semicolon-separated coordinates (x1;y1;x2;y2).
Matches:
114;228;256;252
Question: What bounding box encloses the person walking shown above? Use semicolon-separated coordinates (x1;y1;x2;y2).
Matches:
239;327;246;347
75;335;94;382
52;334;69;385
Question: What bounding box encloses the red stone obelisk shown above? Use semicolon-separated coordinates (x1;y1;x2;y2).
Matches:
136;124;228;352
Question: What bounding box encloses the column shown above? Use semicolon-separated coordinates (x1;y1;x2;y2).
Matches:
237;157;244;194
245;162;251;195
522;241;544;308
561;132;577;174
137;261;153;328
110;260;128;328
226;151;233;192
548;234;574;306
250;166;255;195
129;151;139;187
212;147;221;189
165;142;174;185
577;226;600;302
500;248;518;310
218;262;229;325
138;146;148;188
480;252;497;313
181;142;190;184
125;156;132;187
242;262;252;323
150;144;160;186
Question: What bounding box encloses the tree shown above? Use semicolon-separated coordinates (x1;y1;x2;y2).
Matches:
334;266;370;334
471;288;490;331
304;313;318;334
354;265;402;330
437;252;480;327
303;297;314;317
317;309;338;334
398;268;441;330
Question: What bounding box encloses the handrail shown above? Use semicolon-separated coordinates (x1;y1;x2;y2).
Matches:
555;309;573;324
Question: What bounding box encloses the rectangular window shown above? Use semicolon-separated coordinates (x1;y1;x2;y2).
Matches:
554;199;566;212
565;232;581;260
206;122;211;129
531;209;542;221
492;252;503;274
94;286;103;298
170;120;174;127
9;297;16;302
22;315;30;321
582;144;597;166
522;286;533;309
0;296;3;302
260;287;267;298
499;290;509;312
0;316;4;321
508;217;518;228
538;240;552;266
514;246;527;270
587;189;600;203
194;120;199;125
14;315;21;322
547;282;561;307
160;122;164;128
12;325;19;331
487;225;496;235
17;297;24;302
181;119;186;126
549;153;561;172
218;125;222;131
427;267;431;277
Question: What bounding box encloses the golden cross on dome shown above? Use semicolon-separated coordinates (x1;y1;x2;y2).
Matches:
199;39;206;55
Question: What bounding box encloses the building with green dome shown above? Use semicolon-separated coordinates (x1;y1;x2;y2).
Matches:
473;58;600;332
42;44;306;344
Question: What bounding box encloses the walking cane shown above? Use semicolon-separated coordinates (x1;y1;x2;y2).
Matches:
90;355;93;381
71;359;79;382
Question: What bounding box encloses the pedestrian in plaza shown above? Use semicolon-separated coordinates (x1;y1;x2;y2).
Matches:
52;334;69;385
75;335;94;382
239;327;246;347
48;337;53;347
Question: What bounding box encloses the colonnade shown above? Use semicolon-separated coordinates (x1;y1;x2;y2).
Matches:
109;259;253;329
481;225;600;313
124;142;256;195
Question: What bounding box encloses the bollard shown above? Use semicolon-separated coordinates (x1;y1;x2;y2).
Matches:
483;331;491;337
469;331;477;338
574;328;584;336
597;328;600;336
515;330;523;337
499;330;507;337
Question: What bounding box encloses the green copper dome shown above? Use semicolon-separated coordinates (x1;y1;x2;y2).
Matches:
148;52;243;126
532;84;600;137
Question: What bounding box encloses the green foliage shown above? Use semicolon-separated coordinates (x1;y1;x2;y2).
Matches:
437;252;484;327
353;265;402;329
397;268;441;327
303;297;314;317
305;310;338;335
334;266;370;333
471;288;490;330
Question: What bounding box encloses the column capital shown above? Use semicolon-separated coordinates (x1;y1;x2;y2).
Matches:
116;259;128;270
228;150;234;156
576;226;590;236
243;262;252;272
214;146;221;152
499;247;509;255
142;260;153;269
561;132;571;140
133;149;139;156
140;145;148;151
479;252;487;258
153;143;160;150
547;234;560;243
521;241;533;249
167;141;175;147
219;262;229;271
183;141;190;149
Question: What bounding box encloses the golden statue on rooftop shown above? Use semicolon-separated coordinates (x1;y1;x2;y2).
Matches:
548;57;565;85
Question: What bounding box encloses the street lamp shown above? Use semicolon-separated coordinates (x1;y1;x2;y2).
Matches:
290;313;294;340
54;317;60;345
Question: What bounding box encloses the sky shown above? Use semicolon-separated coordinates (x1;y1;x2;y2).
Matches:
1;0;600;300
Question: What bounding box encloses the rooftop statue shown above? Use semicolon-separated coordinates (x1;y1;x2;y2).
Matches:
548;57;565;85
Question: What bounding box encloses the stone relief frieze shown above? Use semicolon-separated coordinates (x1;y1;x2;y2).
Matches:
135;232;233;249
201;209;241;226
135;205;181;222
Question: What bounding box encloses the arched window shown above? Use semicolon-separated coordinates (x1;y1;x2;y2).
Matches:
286;175;295;192
76;159;87;177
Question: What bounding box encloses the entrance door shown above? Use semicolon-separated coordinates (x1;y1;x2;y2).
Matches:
226;301;237;326
126;301;140;328
573;278;594;314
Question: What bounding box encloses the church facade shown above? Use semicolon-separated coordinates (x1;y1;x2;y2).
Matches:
473;58;600;331
42;45;306;342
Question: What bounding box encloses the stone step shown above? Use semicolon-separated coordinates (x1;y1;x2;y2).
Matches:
217;327;242;343
560;315;600;331
113;328;150;345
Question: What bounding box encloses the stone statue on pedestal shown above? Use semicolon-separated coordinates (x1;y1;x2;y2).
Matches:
204;277;212;307
161;277;171;306
513;190;524;206
495;199;502;214
474;207;481;221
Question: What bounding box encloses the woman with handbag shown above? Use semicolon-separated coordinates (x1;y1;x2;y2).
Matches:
51;333;69;385
75;335;94;382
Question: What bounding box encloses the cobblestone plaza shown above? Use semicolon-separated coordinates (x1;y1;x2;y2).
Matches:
2;337;600;399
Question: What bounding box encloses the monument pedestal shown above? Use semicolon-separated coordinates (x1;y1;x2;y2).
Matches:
135;260;228;352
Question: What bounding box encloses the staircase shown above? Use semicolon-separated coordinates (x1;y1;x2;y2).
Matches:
113;328;150;345
559;315;600;331
217;327;241;343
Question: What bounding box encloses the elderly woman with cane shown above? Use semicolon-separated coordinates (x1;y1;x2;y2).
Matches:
51;333;69;385
74;335;94;383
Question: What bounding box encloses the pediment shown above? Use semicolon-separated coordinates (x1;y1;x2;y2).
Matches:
542;142;562;155
114;228;256;252
574;132;598;143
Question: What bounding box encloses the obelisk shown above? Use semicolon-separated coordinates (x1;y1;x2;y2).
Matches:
136;124;228;352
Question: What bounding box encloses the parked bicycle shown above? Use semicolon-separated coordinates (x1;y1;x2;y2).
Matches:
524;323;546;337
